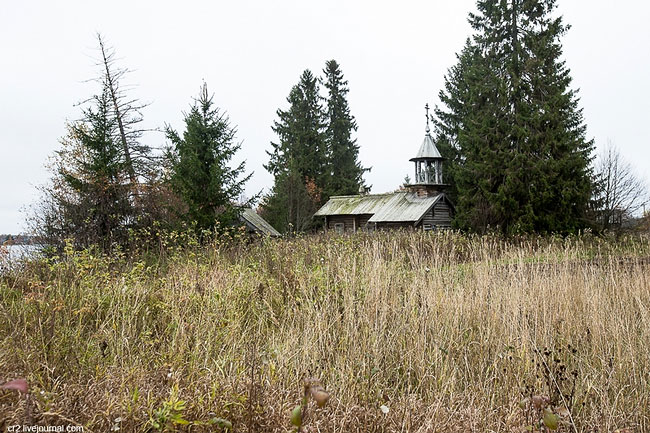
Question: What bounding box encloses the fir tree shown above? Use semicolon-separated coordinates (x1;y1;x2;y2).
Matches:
92;35;174;232
321;60;367;197
434;0;594;234
166;83;252;231
30;35;174;250
32;83;133;250
263;70;327;233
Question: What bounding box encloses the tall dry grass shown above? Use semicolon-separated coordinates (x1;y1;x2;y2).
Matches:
1;231;649;432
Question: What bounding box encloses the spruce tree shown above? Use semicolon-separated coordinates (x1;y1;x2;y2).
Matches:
89;35;175;234
30;36;174;250
32;83;133;250
263;70;327;233
321;60;367;197
434;0;594;234
166;84;252;231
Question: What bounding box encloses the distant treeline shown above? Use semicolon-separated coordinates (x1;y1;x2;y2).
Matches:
0;234;35;245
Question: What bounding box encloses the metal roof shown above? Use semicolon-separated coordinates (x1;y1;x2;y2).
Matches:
410;133;443;161
314;192;442;223
314;193;395;216
240;208;281;237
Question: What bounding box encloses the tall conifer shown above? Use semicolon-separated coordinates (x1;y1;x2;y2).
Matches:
33;84;133;250
263;70;327;233
321;60;367;197
434;0;594;234
166;84;252;231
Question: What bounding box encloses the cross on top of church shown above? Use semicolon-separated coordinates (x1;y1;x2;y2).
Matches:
425;103;430;133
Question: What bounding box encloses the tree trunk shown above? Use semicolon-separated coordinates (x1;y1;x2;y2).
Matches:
98;35;138;197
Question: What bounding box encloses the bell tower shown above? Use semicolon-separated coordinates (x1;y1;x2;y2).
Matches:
407;104;447;197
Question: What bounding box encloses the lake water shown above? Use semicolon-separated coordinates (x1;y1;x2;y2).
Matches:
1;245;41;267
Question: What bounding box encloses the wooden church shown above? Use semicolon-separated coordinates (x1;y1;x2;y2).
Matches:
315;105;454;233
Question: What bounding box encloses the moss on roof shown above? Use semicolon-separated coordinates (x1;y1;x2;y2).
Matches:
240;208;281;236
315;192;443;223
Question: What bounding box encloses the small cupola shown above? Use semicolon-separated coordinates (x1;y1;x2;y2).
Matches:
408;104;446;195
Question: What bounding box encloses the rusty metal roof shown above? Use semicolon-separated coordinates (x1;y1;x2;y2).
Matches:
315;192;443;223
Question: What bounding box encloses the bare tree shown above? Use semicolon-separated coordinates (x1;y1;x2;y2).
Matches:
594;141;649;230
86;34;154;198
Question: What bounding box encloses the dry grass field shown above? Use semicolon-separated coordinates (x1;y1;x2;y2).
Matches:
1;231;649;432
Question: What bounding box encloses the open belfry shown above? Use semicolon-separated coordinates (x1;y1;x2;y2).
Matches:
315;104;454;232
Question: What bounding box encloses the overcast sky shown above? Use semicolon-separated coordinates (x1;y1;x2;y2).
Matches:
1;0;649;234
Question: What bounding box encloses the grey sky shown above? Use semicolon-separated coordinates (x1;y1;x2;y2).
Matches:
1;0;649;234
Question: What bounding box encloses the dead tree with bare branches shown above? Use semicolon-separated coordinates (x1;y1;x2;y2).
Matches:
593;141;649;231
91;34;154;199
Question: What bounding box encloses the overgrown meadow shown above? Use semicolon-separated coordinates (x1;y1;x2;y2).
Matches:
1;231;649;432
